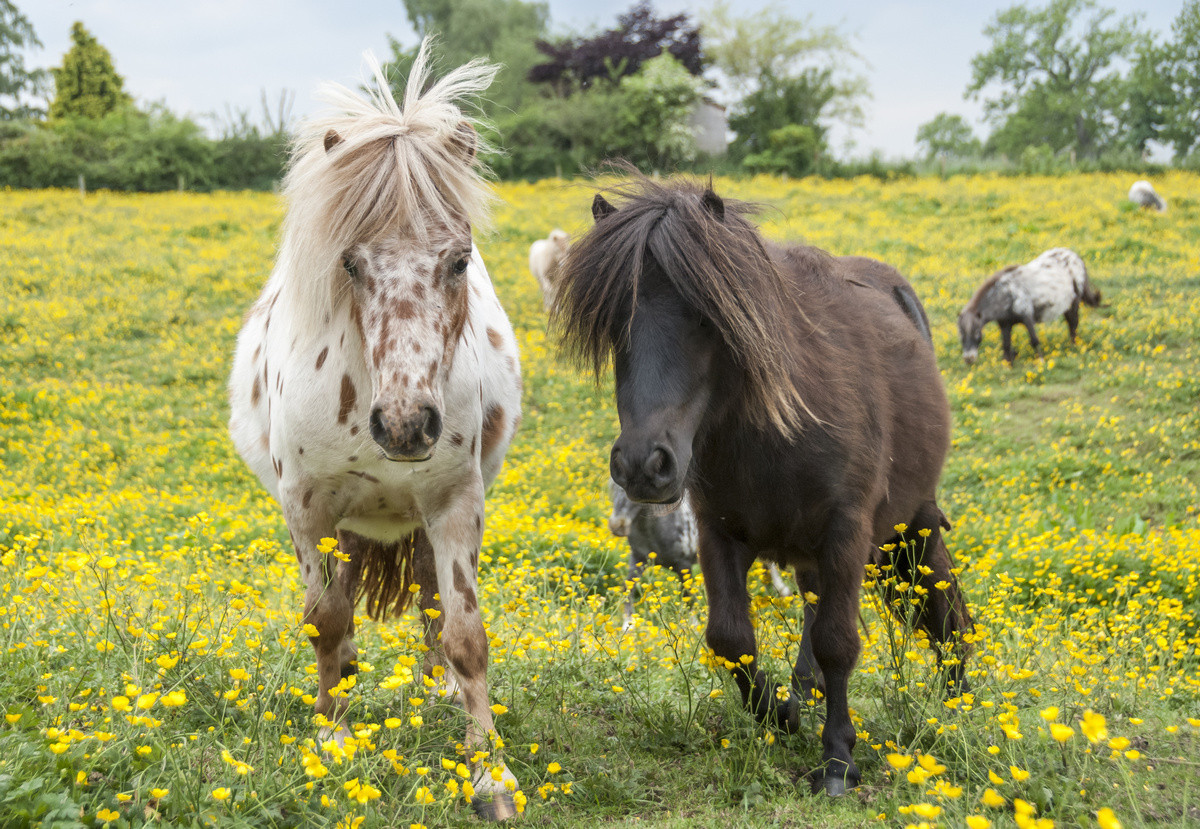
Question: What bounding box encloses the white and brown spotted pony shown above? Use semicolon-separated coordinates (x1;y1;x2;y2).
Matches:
957;247;1102;365
228;42;522;820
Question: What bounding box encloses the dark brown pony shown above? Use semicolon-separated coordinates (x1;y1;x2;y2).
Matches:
555;176;973;796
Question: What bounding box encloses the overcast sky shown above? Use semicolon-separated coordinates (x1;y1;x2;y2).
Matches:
20;1;1186;159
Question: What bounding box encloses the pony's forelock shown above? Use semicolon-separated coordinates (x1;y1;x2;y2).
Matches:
556;175;813;437
272;39;497;337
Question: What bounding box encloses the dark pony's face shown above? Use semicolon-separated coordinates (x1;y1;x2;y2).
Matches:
609;254;724;504
957;309;983;365
557;180;792;505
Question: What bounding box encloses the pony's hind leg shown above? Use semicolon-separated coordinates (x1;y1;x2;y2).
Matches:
699;523;798;733
791;570;823;702
1064;299;1081;343
411;530;463;704
876;503;974;691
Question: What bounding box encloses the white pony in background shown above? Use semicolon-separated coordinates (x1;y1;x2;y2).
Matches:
228;40;522;820
1129;179;1167;212
529;228;569;311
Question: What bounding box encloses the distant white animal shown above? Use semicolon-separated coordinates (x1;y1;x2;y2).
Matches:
957;247;1102;365
529;228;570;311
1129;179;1167;212
609;479;791;629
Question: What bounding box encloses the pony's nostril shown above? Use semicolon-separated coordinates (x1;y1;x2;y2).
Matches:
369;408;388;445
645;446;675;485
421;406;442;445
610;448;630;489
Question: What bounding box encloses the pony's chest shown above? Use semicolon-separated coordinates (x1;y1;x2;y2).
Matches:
317;456;454;539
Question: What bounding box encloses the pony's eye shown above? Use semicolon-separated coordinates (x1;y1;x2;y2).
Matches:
343;257;359;279
452;256;469;275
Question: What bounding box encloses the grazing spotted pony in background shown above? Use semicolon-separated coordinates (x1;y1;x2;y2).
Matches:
556;174;973;797
228;43;522;820
957;247;1102;365
529;228;570;311
609;480;792;628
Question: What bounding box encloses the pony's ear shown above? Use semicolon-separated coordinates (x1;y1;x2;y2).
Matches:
592;194;617;222
449;121;477;160
323;130;343;153
701;188;725;221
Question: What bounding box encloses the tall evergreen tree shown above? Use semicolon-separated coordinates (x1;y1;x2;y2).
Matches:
0;0;47;119
49;21;132;120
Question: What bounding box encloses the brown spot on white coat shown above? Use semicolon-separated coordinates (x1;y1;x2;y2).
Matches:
338;375;357;424
481;404;506;460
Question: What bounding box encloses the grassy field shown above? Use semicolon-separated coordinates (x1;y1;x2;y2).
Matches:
1;172;1198;828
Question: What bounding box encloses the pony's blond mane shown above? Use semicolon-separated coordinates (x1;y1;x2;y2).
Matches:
271;39;497;333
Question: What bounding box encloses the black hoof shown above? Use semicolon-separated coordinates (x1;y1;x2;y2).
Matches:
778;697;800;733
472;792;517;822
755;695;800;733
809;764;859;797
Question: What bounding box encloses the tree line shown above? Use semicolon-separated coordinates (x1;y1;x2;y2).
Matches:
2;0;1199;191
918;0;1200;168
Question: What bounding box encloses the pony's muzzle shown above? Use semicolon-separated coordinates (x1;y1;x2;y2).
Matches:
608;513;631;537
610;442;680;504
369;403;442;461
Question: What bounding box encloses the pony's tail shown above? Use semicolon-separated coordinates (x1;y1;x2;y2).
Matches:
1080;260;1103;307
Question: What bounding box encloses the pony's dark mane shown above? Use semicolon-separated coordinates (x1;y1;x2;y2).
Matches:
555;175;813;435
963;264;1018;314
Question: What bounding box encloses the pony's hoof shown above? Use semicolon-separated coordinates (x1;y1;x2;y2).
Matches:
822;776;849;797
318;724;350;750
472;792;517;822
776;697;800;734
809;764;859;797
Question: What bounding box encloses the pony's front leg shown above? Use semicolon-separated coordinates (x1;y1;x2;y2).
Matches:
1000;323;1017;363
410;530;464;704
285;502;357;744
420;473;518;821
699;523;798;732
808;516;868;796
1021;316;1043;358
878;503;974;692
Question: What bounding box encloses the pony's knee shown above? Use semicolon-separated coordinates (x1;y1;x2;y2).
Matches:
809;603;862;672
705;613;755;662
338;639;359;677
305;589;354;653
